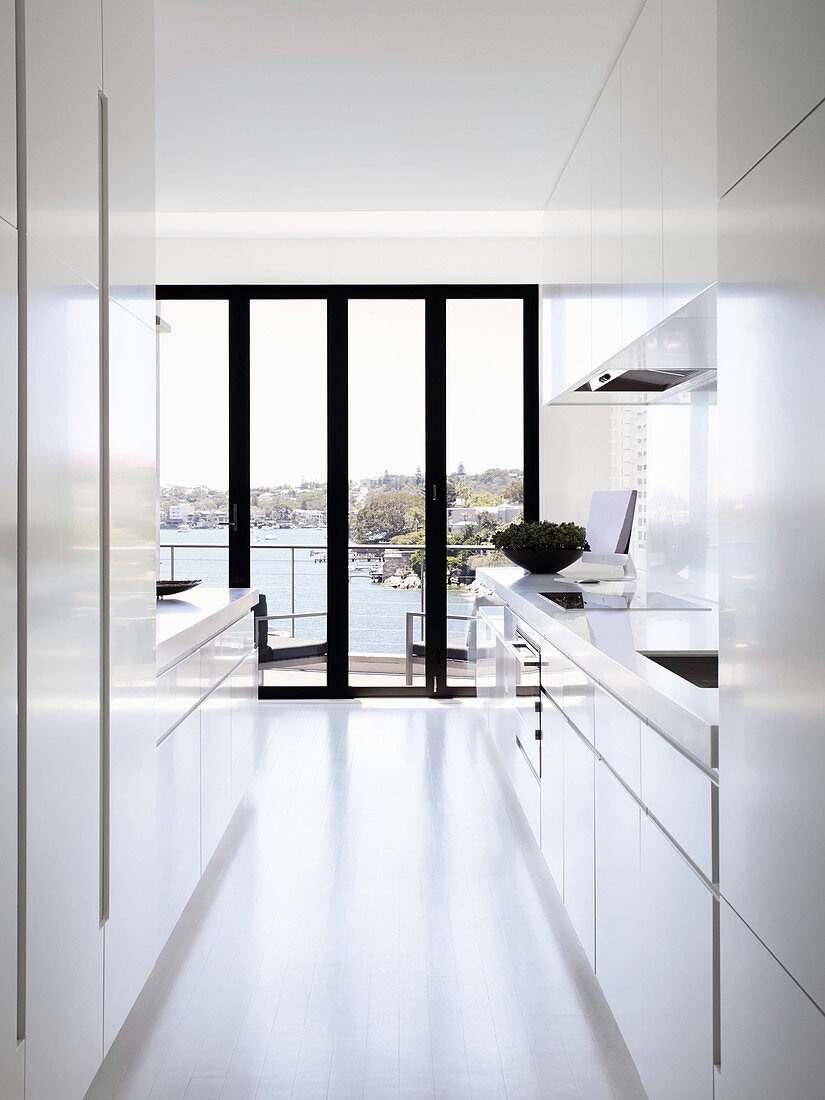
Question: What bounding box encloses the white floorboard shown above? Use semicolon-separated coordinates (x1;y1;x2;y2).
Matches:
86;701;646;1100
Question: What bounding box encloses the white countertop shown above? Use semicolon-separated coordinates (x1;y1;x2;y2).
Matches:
156;586;259;674
478;567;718;770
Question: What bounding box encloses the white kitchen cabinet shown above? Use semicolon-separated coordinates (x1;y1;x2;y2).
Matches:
156;709;201;947
24;0;101;284
201;680;234;869
636;816;714;1100
718;0;825;195
25;240;103;1100
540;697;564;895
595;761;642;1049
662;0;717;315
0;0;15;227
102;0;155;327
0;216;22;1099
593;685;641;796
562;723;595;966
719;901;825;1099
231;649;261;807
590;63;622;369
103;303;159;1051
621;0;664;345
544;128;591;399
719;99;825;1009
641;722;715;881
562;662;594;746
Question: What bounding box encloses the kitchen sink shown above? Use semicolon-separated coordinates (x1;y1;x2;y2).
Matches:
639;651;718;689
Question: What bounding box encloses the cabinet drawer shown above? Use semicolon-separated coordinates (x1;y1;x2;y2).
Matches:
594;686;641;795
563;664;595;745
541;643;569;709
221;611;254;663
202;616;253;690
156;650;201;742
641;723;715;881
510;741;541;846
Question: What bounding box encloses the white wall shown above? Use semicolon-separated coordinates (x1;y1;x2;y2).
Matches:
157;234;541;286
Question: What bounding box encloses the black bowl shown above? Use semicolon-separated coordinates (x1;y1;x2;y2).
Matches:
501;547;583;574
156;579;202;599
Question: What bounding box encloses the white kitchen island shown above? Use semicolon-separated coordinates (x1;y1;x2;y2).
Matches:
477;566;719;1100
155;587;262;943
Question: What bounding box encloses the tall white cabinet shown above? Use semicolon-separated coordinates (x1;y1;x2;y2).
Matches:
718;4;825;1095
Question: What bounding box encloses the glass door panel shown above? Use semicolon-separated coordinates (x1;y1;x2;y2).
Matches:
348;299;427;687
446;298;524;688
158;299;229;586
250;299;328;688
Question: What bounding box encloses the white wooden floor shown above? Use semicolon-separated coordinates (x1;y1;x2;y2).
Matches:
87;702;646;1100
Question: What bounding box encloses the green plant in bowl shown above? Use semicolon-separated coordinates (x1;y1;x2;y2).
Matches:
490;521;589;574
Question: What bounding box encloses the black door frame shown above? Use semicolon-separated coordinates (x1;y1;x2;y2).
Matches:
156;283;540;699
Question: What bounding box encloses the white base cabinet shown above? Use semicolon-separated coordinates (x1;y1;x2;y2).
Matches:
157;709;201;947
562;723;595;966
230;649;261;807
201;680;234;870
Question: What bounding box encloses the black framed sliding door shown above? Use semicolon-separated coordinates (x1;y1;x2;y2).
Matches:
156;284;539;700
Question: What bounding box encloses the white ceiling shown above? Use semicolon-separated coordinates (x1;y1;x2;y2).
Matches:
156;0;643;219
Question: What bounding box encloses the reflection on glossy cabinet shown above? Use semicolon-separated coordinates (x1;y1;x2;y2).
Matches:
562;724;595;965
102;0;155;326
594;686;641;796
590;63;622;370
0;217;21;1098
719;100;825;1010
202;681;234;869
231;651;259;806
595;762;642;1047
24;0;101;283
662;0;717;315
0;0;15;227
157;710;201;947
545;128;591;397
621;0;663;344
718;0;825;196
540;698;564;894
636;816;714;1100
25;240;103;1100
720;901;825;1099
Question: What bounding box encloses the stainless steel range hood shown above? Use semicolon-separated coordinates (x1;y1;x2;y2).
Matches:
550;285;717;405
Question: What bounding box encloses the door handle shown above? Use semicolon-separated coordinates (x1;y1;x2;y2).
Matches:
219;503;238;532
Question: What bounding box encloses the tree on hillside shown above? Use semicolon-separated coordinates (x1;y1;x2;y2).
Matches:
456;461;466;477
352;492;420;542
504;478;524;504
446;477;458;508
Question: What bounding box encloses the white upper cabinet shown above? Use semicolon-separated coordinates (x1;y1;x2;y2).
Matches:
662;0;717;315
103;0;156;327
544;128;592;398
621;0;664;346
0;0;16;227
24;0;101;285
718;0;825;196
590;64;622;371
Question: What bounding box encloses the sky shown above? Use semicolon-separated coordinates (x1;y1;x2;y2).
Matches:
159;297;525;491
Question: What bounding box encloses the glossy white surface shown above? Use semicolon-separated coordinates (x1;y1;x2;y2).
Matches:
24;0;101;284
540;697;565;894
545;128;592;398
479;567;718;767
562;725;596;967
156;587;258;673
88;702;646;1100
594;760;642;1058
104;301;159;1052
718;100;825;1009
201;681;233;870
594;685;641;795
25;240;103;1099
229;650;260;806
620;0;663;344
102;0;155;326
634;816;714;1099
718;0;825;195
589;63;622;370
662;0;717;315
719;901;825;1099
156;651;202;744
641;722;715;880
156;708;201;948
0;214;22;1098
0;0;15;227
